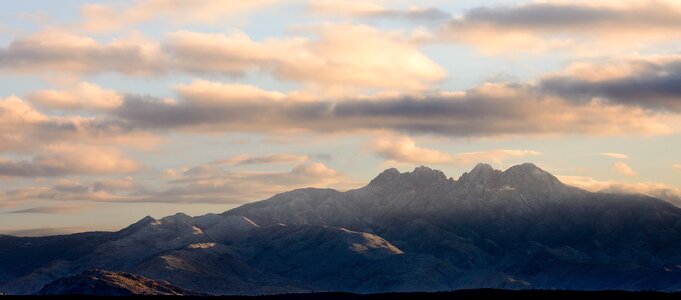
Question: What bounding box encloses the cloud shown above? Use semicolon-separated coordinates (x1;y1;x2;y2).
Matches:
1;25;445;92
600;152;629;159
7;206;87;214
176;80;290;105
559;175;681;206
26;82;123;112
166;25;446;91
0;186;136;205
370;134;541;166
214;154;310;166
140;162;361;203
91;177;138;192
309;0;449;21
0;96;160;152
114;81;679;137
439;0;681;54
0;159;358;205
80;0;283;33
0;145;138;177
0;29;164;75
674;164;681;172
613;162;637;177
0;227;88;237
0;177;143;206
539;55;681;112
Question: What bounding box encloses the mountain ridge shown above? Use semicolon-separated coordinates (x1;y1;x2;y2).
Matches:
3;163;681;295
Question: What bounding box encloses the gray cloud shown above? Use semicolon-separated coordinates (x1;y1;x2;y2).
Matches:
0;31;164;75
0;162;358;205
0;96;149;153
453;2;681;30
113;83;674;137
150;162;358;204
540;59;681;112
308;1;449;21
7;206;85;214
372;8;450;21
213;154;310;166
0;227;86;237
438;1;681;54
0;159;90;177
464;4;620;28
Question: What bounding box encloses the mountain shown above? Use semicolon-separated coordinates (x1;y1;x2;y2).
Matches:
37;269;201;296
3;163;681;295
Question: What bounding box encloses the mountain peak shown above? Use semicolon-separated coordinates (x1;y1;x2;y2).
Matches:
368;166;448;189
472;162;495;172
503;163;562;187
456;162;567;192
368;168;401;187
118;216;158;234
139;215;157;223
458;163;502;186
505;162;542;172
411;165;447;180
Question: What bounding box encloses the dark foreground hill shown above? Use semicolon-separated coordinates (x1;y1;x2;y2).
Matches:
2;163;681;295
4;290;681;300
37;269;203;296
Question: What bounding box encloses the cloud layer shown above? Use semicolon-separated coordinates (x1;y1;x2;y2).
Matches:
370;134;541;166
559;175;681;206
1;159;358;205
613;162;637;177
113;81;678;137
441;0;681;54
0;25;445;92
0;145;138;177
80;0;284;33
540;55;681;112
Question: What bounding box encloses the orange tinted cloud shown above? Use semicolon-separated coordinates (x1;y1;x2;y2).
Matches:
145;162;361;203
601;153;629;160
613;162;637;177
167;24;446;91
0;96;160;152
27;82;123;112
559;175;681;206
0;144;138;177
1;25;445;92
371;134;541;166
80;0;284;33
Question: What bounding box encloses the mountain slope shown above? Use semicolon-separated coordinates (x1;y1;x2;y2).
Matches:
37;269;201;296
223;164;681;290
3;163;681;294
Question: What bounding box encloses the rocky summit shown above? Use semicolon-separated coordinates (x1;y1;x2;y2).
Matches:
2;163;681;295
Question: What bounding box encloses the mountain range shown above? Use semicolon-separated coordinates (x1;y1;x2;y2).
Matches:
2;163;681;295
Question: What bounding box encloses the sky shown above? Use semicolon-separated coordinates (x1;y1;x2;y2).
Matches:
1;0;680;236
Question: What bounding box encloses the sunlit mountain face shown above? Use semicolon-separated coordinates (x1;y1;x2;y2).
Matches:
1;0;681;296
